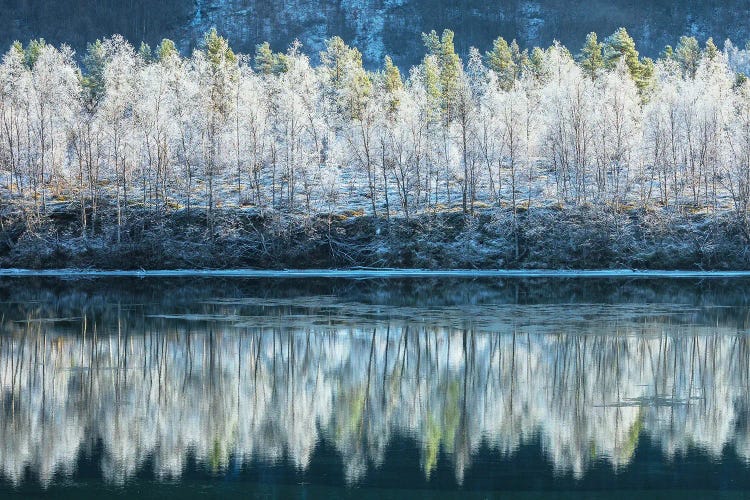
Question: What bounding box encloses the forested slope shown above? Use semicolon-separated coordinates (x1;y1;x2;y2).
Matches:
4;0;750;67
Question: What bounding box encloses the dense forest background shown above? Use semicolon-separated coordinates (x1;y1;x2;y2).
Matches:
4;0;750;67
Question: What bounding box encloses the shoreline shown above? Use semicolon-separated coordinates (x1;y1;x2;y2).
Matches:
2;268;750;278
3;205;750;272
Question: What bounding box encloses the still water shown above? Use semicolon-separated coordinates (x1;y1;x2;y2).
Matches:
2;276;750;498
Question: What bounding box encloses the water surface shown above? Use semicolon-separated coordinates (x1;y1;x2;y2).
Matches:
2;277;750;498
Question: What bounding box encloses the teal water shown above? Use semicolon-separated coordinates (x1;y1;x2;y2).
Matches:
2;277;750;498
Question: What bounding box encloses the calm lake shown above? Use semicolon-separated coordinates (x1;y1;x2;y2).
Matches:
3;276;750;498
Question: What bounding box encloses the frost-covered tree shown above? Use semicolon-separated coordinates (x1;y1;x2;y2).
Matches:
542;43;593;203
197;28;238;223
134;38;179;214
1;29;750;229
100;36;138;241
28;42;77;213
593;59;642;206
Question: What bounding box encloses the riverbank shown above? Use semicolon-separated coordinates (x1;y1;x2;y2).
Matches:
1;204;749;270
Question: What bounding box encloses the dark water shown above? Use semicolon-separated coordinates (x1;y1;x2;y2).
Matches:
3;276;750;498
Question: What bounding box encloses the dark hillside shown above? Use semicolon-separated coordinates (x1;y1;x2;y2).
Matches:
2;0;750;67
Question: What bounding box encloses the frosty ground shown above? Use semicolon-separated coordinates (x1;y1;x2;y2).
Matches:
2;203;748;270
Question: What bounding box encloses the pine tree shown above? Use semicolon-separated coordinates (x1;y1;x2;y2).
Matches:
138;42;152;62
676;36;700;78
603;28;637;69
704;37;719;61
320;36;361;88
639;57;655;95
253;42;289;75
157;39;177;62
254;42;288;75
254;42;275;75
579;32;603;80
422;30;440;55
320;36;371;119
438;29;461;118
24;39;46;69
382;55;402;116
201;28;238;221
603;27;652;91
81;39;107;109
348;68;373;120
510;40;528;79
528;46;549;82
422;29;461;120
485;36;515;90
205;28;236;68
422;54;441;122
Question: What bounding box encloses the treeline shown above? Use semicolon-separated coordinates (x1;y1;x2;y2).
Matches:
3;27;750;239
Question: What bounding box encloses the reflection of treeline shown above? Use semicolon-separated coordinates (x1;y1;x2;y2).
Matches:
3;326;750;487
3;278;750;333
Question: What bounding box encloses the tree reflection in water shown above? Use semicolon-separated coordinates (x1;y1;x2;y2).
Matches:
1;277;750;488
